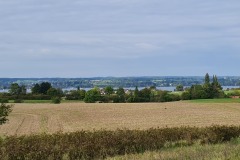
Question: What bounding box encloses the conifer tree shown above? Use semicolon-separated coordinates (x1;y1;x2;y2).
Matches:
211;75;223;98
204;73;210;85
203;73;212;98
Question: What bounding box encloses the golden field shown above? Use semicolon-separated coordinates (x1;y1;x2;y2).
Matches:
1;102;240;136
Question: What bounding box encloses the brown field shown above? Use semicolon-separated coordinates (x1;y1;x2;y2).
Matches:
1;102;240;136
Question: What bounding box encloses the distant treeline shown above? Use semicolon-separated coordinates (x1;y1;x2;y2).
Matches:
0;74;238;103
0;76;240;89
76;74;225;103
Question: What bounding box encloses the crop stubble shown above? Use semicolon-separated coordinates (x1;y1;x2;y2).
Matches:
1;102;240;135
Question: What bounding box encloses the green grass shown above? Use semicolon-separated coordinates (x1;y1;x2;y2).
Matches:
108;138;240;160
170;91;183;96
224;89;240;95
189;98;240;103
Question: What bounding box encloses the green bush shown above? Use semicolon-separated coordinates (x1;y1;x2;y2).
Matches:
51;97;61;104
14;99;24;103
181;91;191;100
0;98;9;103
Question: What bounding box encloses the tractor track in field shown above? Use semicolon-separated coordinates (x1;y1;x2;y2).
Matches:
1;102;240;136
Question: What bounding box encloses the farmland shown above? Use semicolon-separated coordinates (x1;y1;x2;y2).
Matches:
1;101;240;136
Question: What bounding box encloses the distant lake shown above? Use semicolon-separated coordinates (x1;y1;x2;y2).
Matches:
1;86;239;93
0;89;31;93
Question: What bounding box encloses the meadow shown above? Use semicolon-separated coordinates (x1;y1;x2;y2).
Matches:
189;98;240;103
1;100;240;136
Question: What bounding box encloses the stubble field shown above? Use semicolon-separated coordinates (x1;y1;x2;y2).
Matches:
1;102;240;136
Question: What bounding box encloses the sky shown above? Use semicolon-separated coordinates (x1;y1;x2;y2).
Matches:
0;0;240;78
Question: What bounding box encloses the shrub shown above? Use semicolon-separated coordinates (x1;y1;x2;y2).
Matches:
1;126;240;159
14;99;24;103
51;97;61;104
0;98;9;103
181;91;191;100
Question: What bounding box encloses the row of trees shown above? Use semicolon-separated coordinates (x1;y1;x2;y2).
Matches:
9;83;26;95
8;82;63;97
181;74;224;100
81;86;181;103
1;82;63;103
0;74;226;103
82;74;224;103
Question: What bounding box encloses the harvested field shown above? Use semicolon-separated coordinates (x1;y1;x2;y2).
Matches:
1;102;240;136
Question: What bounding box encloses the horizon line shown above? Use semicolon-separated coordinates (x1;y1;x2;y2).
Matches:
0;75;240;79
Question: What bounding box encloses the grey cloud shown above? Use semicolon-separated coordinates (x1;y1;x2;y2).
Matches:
0;0;240;77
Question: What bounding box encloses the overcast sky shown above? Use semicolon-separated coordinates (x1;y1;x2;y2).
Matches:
0;0;240;77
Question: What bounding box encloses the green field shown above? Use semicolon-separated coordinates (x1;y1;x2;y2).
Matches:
169;91;183;95
224;89;240;95
189;98;240;103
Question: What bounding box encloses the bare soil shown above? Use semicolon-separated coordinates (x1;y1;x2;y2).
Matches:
1;102;240;136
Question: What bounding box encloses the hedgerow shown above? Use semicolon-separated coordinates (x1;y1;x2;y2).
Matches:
1;125;240;160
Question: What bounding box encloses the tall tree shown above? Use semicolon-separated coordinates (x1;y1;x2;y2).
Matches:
189;85;208;99
104;86;114;95
84;88;101;103
32;82;52;95
176;84;184;91
203;73;212;98
31;83;41;94
40;82;52;94
211;75;223;98
9;83;27;96
212;75;222;90
139;88;151;102
115;87;126;103
204;73;210;85
9;83;21;95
